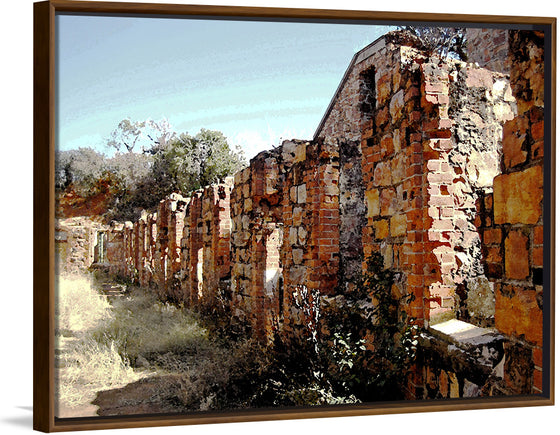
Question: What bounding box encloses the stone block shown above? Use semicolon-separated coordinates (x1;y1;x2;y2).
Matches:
288;227;298;246
465;67;494;88
297;184;307;204
292;206;304;226
494;166;543;225
371;219;388;240
376;73;392;105
380;188;397;216
483;228;502;245
503;117;529;168
391;154;406;184
375;106;390;128
293;248;304;265
365;189;380;218
282;140;306;164
298;227;308;244
495;284;543;345
390;213;407;237
390;90;404;121
290;186;297;203
373;161;392;186
380;134;394;157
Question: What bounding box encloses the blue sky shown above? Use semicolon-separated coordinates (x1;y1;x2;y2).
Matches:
56;13;392;159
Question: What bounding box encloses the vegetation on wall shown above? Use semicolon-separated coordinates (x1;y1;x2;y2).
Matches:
395;26;468;60
205;252;420;406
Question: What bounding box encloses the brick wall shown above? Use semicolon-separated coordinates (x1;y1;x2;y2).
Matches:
412;29;546;399
316;33;515;328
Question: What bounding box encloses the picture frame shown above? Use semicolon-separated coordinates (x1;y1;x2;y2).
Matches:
33;0;556;432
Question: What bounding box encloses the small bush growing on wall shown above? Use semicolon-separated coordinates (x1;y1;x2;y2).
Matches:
318;252;419;401
394;27;468;61
245;252;420;405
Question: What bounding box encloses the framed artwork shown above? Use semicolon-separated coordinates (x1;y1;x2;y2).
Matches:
34;0;556;432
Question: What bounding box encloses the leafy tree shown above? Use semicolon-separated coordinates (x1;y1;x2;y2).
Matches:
107;151;153;189
103;128;246;221
150;128;246;195
106;118;175;153
55;147;109;191
57;119;246;222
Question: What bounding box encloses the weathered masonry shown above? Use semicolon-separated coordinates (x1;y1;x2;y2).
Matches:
57;29;548;400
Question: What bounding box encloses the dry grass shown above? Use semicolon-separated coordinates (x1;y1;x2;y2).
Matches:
93;286;209;364
55;274;111;335
54;273;269;416
55;274;142;414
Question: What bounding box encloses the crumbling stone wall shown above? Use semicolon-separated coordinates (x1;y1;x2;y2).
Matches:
228;139;341;339
230;151;284;337
105;221;125;276
316;33;515;328
188;182;233;307
474;30;546;395
55;217;107;274
65;28;547;400
465;28;510;74
411;29;546;400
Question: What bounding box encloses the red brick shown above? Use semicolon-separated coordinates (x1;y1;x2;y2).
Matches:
532;246;543;268
503;117;529;168
376;106;390;127
533;368;543;391
532;140;544;159
533;347;543;368
534;226;544;245
531;120;544;141
374;161;392;186
505;230;530;280
380;134;395;157
372;219;389;240
484;228;502;245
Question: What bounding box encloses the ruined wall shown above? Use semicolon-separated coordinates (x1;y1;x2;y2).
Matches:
105;221;126;276
465;28;510;74
183;182;233;307
475;30;546;395
316;34;515;328
230;150;284;337
63;29;547;400
229;139;341;339
412;30;547;400
55;217;107;274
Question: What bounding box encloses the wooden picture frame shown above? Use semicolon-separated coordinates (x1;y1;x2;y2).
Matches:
34;0;556;432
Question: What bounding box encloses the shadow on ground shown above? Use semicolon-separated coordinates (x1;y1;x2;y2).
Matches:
92;374;188;416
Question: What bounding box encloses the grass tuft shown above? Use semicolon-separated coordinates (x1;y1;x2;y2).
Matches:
55;275;141;415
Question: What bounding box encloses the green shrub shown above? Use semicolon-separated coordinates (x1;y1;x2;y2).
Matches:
253;253;419;405
318;252;419;401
